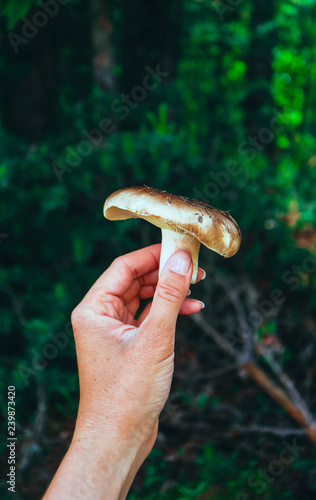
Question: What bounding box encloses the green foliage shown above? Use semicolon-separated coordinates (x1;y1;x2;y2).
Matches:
128;445;301;499
0;0;38;29
0;0;79;29
1;0;316;497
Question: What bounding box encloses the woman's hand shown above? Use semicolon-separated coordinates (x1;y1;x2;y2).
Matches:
44;244;205;500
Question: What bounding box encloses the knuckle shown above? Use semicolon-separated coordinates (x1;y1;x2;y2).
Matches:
112;255;137;280
109;256;128;280
112;255;122;267
70;306;80;326
157;281;185;303
71;304;87;330
109;256;122;274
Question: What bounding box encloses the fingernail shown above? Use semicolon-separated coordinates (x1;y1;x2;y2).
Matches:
198;301;205;309
170;250;192;276
187;289;191;296
200;269;206;280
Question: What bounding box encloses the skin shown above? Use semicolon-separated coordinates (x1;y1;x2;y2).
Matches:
43;244;205;500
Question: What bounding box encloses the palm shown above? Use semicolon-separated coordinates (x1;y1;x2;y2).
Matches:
104;283;154;327
81;245;203;333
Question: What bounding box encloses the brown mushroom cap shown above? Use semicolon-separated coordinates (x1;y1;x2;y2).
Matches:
103;186;241;258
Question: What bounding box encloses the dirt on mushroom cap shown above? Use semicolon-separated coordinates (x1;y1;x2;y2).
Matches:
103;186;242;258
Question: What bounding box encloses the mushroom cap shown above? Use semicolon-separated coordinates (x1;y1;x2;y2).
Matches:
103;186;241;258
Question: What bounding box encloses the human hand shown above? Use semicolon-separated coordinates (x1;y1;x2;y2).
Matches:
44;244;205;500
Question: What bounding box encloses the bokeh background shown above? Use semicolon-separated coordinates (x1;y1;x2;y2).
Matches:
1;0;316;498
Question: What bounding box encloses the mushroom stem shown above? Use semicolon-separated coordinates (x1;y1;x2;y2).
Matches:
159;228;201;284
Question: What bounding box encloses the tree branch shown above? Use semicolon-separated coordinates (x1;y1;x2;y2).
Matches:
191;313;316;445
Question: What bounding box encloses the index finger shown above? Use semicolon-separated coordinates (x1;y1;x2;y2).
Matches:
85;244;161;300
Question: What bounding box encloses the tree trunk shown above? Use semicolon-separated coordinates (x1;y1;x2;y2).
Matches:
113;0;182;92
91;0;115;92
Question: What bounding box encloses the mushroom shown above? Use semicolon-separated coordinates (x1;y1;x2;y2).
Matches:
103;186;241;284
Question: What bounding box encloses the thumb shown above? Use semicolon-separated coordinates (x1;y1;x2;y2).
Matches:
148;249;193;331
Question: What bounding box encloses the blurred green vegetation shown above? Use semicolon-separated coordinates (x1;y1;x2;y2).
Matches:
0;0;316;498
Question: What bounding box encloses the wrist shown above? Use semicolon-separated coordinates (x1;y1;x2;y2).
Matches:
69;410;158;500
74;400;158;457
44;433;137;500
67;438;135;500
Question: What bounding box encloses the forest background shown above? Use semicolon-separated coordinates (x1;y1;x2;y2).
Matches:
1;0;316;498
